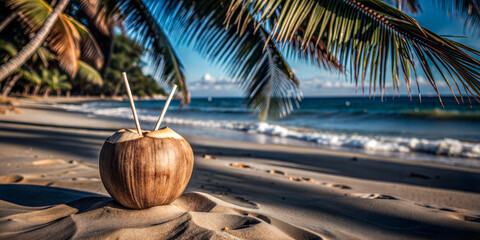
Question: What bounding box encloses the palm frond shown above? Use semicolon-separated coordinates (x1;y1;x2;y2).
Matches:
146;0;318;119
112;0;189;106
8;0;79;75
383;0;421;13
227;0;480;104
18;64;41;84
7;0;103;77
0;39;19;57
245;27;302;120
77;60;103;85
0;39;49;70
282;27;343;71
35;46;54;66
434;0;480;36
76;0;122;36
57;80;72;90
48;14;81;77
402;0;421;13
68;17;104;68
42;68;70;90
6;0;50;27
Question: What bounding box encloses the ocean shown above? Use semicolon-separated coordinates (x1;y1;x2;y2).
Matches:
57;96;480;167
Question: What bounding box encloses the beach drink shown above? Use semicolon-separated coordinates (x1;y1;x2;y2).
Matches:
99;73;193;209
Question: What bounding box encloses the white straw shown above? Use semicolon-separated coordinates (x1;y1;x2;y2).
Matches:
154;85;177;131
122;72;142;135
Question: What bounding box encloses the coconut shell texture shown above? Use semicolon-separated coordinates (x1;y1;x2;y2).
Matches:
99;127;194;209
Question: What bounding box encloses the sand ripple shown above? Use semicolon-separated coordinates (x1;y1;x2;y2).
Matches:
0;186;321;240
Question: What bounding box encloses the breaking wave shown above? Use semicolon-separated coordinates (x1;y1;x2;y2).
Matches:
57;102;480;165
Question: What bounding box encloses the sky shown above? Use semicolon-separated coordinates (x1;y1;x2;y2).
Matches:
157;2;480;97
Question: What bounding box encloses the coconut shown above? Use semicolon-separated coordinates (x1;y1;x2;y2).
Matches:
99;127;194;209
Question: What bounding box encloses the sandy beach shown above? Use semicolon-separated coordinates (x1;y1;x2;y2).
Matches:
0;99;479;239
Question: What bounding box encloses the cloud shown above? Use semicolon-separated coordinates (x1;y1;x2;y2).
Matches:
202;73;214;83
299;72;457;97
406;76;448;88
189;74;241;96
189;72;457;98
302;78;356;89
299;77;361;96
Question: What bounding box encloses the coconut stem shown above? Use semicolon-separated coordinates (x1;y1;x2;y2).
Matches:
154;84;177;131
122;72;142;135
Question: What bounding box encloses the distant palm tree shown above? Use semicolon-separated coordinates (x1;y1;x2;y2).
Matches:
77;0;191;106
0;0;70;81
41;68;71;97
0;38;101;97
1;65;41;97
0;39;43;97
1;0;104;78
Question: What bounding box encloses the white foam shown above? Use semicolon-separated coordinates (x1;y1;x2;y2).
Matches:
56;103;480;164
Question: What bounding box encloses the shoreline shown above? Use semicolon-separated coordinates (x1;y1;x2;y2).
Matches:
50;97;480;168
5;94;169;103
1;100;479;238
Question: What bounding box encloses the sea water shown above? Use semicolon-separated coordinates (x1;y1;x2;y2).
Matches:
57;96;480;167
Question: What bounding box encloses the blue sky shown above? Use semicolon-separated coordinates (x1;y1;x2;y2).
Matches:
160;2;480;97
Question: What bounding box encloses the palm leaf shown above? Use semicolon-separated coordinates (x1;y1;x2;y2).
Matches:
0;39;18;57
42;68;71;90
246;27;302;120
6;0;103;77
111;0;189;106
385;0;479;35
7;0;79;75
402;0;421;13
227;0;480;104
35;46;54;66
146;0;342;119
68;16;105;68
58;82;72;90
384;0;421;13
57;72;72;90
5;0;50;28
0;39;46;82
48;13;81;77
77;60;103;85
434;0;480;36
18;64;41;84
280;25;343;71
76;0;122;36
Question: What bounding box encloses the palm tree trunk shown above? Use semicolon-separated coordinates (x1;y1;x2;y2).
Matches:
32;84;41;96
0;12;18;32
1;75;20;97
43;88;51;98
56;89;61;96
0;0;69;82
66;89;70;98
397;0;402;11
22;85;30;97
112;81;122;96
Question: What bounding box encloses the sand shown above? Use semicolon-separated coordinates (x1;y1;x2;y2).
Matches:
0;99;479;239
